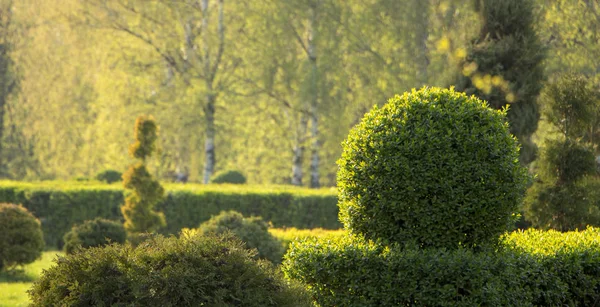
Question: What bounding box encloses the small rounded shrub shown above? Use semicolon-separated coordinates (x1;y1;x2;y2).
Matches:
95;169;122;184
337;87;529;249
210;170;247;184
0;203;44;270
63;218;127;254
198;211;285;263
29;233;310;306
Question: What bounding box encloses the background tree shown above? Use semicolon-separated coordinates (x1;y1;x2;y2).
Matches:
0;0;18;177
121;115;166;235
456;0;545;165
523;74;600;231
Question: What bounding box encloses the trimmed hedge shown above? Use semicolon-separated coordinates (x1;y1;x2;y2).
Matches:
283;229;600;306
0;181;340;248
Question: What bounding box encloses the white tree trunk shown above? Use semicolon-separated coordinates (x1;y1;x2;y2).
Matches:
292;113;308;186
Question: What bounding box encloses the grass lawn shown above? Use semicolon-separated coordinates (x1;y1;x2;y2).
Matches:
0;251;62;307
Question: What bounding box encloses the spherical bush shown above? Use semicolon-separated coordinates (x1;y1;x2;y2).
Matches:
198;211;284;263
63;218;127;254
337;87;529;249
210;170;247;184
0;203;44;270
29;233;309;306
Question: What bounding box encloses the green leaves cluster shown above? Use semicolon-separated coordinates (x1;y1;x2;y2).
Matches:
30;233;310;306
121;115;165;235
62;218;126;255
337;87;528;249
0;203;44;271
196;211;284;264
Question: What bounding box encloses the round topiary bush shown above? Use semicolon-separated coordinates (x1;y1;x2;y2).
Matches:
210;170;247;184
337;87;529;249
29;233;309;306
95;169;123;184
0;203;44;270
63;218;127;254
198;211;284;263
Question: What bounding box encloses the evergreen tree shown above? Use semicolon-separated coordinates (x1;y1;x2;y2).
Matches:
456;0;545;164
121;115;166;235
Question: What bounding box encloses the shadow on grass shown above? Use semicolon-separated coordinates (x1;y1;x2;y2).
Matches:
0;268;37;283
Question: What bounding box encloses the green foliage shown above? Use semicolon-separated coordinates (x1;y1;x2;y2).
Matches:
210;170;247;184
337;87;528;249
523;177;600;231
95;169;122;184
29;233;310;306
128;115;158;161
62;218;126;255
537;139;596;185
196;211;284;263
0;203;44;271
0;181;340;249
541;74;597;140
284;229;600;306
456;0;545;164
122;115;166;235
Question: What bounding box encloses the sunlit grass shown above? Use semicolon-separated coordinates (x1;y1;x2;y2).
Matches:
0;251;62;307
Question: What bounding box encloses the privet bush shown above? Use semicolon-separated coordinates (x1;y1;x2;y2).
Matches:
283;233;600;306
29;233;310;307
211;170;247;184
95;169;122;184
121;115;166;236
197;211;284;263
63;218;127;254
337;87;529;248
0;203;44;270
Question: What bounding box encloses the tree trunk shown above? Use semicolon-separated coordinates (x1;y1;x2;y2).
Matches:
292;113;308;186
203;93;216;184
308;2;320;188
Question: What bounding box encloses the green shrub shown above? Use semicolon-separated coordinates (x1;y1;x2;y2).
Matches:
29;233;310;307
0;203;44;270
63;218;127;254
122;115;166;235
284;231;600;306
95;170;122;184
197;211;285;263
337;87;529;248
211;170;247;184
538;139;596;185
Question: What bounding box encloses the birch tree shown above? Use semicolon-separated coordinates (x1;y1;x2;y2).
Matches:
81;0;238;183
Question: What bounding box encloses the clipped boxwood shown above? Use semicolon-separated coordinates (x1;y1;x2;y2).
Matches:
197;211;285;263
0;203;44;270
95;170;123;184
283;232;600;306
29;233;310;306
211;170;247;184
63;218;127;254
337;87;529;248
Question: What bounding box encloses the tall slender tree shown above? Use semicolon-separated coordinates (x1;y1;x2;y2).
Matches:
0;0;17;176
456;0;545;164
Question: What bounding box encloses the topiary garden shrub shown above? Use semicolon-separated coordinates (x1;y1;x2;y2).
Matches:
0;203;44;271
336;87;529;249
63;218;127;254
210;170;247;184
29;233;310;307
197;210;285;263
95;170;123;184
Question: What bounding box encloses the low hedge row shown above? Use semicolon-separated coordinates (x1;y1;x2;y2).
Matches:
0;181;340;248
283;228;600;306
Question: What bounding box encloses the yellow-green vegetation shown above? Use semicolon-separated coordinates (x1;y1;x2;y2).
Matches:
0;251;62;307
269;227;347;248
503;227;600;255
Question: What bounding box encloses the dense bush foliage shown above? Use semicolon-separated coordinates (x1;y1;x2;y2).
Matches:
337;87;528;248
537;139;596;185
0;181;339;248
210;170;247;184
269;227;346;250
196;211;284;263
63;218;127;254
29;233;310;306
283;229;600;306
122;115;166;235
95;170;122;184
0;203;44;270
